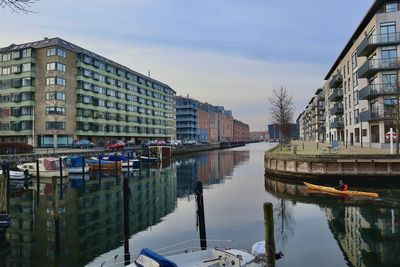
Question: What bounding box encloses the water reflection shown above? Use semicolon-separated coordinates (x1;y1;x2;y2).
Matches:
266;177;400;267
0;149;249;267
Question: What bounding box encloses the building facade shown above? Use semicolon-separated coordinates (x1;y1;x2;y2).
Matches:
175;96;249;143
0;37;176;147
299;0;400;148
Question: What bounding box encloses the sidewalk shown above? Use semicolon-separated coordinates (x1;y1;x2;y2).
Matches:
271;141;394;155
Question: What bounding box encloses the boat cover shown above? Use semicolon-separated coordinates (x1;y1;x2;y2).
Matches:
135;248;177;267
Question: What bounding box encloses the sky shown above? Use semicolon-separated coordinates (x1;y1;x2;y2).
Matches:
0;0;374;131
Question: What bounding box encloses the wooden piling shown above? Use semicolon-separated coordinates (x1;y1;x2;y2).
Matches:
264;202;275;267
123;177;130;265
36;159;40;207
59;157;63;200
195;181;207;250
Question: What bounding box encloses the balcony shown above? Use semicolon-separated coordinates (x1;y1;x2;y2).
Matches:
329;104;344;115
329;74;343;88
358;32;400;57
360;109;396;122
330;118;344;129
358;58;400;79
359;83;399;100
328;88;343;102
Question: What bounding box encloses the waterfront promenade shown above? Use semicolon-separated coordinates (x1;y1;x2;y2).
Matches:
271;141;392;155
264;141;400;185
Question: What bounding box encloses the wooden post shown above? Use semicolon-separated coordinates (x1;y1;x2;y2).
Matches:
59;157;63;200
115;154;118;178
98;155;102;178
82;157;85;180
264;202;275;267
127;153;130;176
6;162;10;214
36;159;40;207
195;181;207;250
123;177;131;265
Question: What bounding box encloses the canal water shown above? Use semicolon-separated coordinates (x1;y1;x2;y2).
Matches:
0;142;399;267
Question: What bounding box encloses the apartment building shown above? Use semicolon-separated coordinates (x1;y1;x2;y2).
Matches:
175;96;249;143
299;0;400;148
298;89;325;142
0;37;176;147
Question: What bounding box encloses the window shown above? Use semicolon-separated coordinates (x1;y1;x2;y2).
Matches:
82;82;92;91
93;73;105;82
117;69;125;76
354;109;359;124
351;52;357;69
354;90;359;105
22;63;31;72
93;60;106;70
385;3;399;13
56;77;66;86
83;68;92;77
352;72;358;88
46;92;66;101
1;67;11;75
22;49;31;58
106;65;115;73
47;62;65;72
82;55;92;64
381;46;397;60
127;83;137;92
380;22;396;42
47;48;66;58
46;121;65;130
12;51;20;60
2;53;11;62
93;85;105;94
46;106;66;115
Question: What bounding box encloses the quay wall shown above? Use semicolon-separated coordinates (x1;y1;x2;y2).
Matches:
0;142;247;163
265;152;400;185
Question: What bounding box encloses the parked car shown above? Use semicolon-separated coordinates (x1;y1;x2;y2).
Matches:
106;141;125;150
71;140;95;148
183;140;196;145
168;140;182;146
142;140;156;148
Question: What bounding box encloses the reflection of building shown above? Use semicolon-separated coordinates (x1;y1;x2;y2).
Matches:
176;150;250;197
6;167;177;266
326;205;400;267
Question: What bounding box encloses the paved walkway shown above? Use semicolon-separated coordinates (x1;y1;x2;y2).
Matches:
271;141;396;155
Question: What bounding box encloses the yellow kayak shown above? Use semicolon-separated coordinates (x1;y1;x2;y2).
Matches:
303;182;379;198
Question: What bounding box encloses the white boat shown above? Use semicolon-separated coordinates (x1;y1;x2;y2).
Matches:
17;157;68;178
0;169;28;180
129;247;263;267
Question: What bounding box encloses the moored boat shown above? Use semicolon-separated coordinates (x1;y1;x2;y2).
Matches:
87;158;122;172
303;182;379;198
63;156;90;174
17;158;68;178
0;169;28;180
100;154;140;169
128;247;263;267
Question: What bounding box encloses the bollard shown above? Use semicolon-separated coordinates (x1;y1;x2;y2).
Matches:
36;159;40;207
264;202;276;267
317;142;319;150
302;142;304;150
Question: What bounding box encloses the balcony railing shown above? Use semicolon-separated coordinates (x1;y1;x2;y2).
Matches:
328;88;343;102
330;118;344;129
329;104;344;115
360;109;397;122
329;74;343;88
359;83;399;100
358;32;400;57
358;58;400;79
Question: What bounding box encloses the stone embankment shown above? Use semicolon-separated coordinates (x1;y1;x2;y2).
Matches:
265;151;400;185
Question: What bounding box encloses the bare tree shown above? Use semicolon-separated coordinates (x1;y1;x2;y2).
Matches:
269;86;294;149
0;0;38;13
274;199;295;248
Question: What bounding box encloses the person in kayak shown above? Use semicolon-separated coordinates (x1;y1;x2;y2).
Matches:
337;180;348;191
